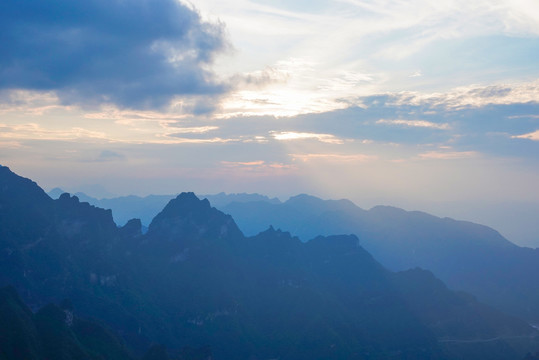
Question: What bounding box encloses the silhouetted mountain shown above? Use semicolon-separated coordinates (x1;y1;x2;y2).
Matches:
46;190;280;227
79;193;176;227
221;194;539;322
2;165;538;359
147;192;243;243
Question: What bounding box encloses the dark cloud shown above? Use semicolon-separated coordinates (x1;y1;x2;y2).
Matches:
0;0;228;109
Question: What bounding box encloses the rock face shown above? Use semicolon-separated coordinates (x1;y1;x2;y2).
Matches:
1;165;539;360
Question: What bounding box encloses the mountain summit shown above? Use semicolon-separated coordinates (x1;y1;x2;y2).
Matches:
147;192;243;243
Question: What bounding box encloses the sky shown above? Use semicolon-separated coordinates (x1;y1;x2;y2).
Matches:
1;0;539;246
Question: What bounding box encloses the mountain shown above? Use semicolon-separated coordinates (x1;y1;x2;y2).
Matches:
47;190;279;227
0;285;213;360
2;165;538;359
47;187;66;200
0;285;134;360
220;194;539;322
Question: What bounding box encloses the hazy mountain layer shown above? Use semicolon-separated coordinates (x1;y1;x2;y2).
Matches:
0;286;210;360
219;194;539;322
47;189;279;227
2;166;538;359
0;286;134;360
57;188;539;322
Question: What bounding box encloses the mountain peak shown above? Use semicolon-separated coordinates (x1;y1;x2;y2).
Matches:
120;218;143;238
153;192;211;219
256;225;297;241
178;191;210;206
286;193;322;204
0;165;51;205
58;192;78;202
147;192;243;243
285;194;360;213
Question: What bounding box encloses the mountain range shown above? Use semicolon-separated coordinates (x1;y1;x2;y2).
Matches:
47;188;280;228
50;189;539;323
1;165;538;359
219;195;539;323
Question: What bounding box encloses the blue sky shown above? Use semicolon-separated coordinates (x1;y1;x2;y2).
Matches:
1;0;538;245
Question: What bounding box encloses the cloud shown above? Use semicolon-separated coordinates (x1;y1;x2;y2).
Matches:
376;119;450;130
270;131;344;144
219;160;295;175
383;80;539;109
290;153;377;162
0;123;108;141
0;90;68;115
418;151;479;160
0;121;237;145
217;58;380;118
229;66;290;89
221;160;265;166
0;0;228;109
151;137;238;144
167;126;219;134
512;130;539;141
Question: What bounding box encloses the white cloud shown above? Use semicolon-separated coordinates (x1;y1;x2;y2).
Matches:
418;150;479;160
376;119;450;129
270;131;344;144
0;122;236;145
140;137;239;145
290;153;377;162
0;90;69;115
168;126;219;134
221;160;265;166
512;130;539;141
0;123;108;141
218;160;296;176
385;80;539;109
193;0;539;118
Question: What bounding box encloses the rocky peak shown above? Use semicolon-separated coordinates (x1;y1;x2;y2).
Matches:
0;165;52;207
120;218;143;238
55;193;115;227
147;192;243;243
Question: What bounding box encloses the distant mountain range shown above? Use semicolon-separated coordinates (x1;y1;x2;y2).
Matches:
49;188;539;323
1;165;537;359
47;187;280;228
219;194;539;323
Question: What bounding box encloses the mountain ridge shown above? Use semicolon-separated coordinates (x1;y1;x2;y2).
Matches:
1;165;538;359
43;182;539;321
